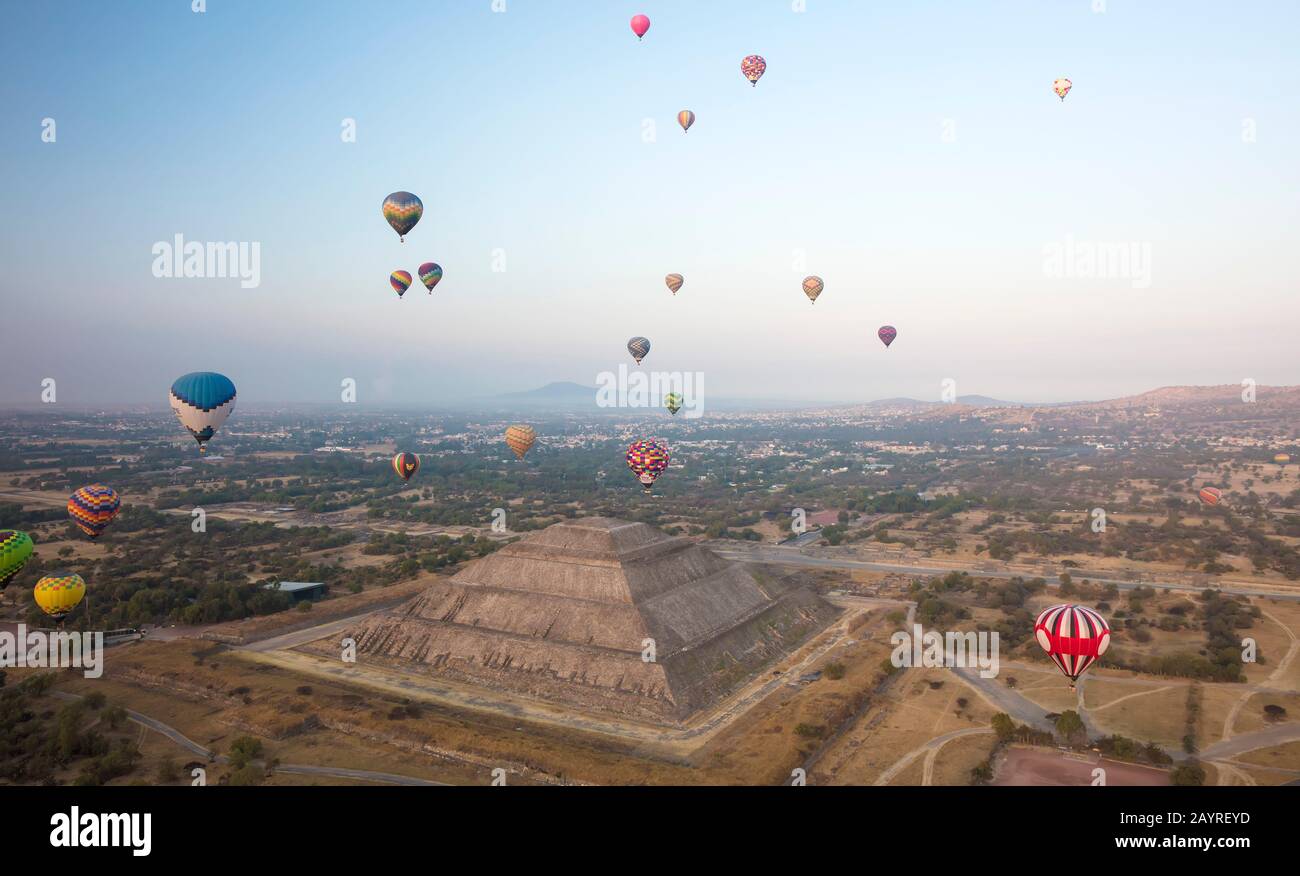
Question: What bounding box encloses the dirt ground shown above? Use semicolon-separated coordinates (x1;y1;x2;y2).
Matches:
991;747;1170;786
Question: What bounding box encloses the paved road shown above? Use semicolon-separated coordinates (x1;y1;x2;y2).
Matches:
714;545;1300;602
49;691;448;786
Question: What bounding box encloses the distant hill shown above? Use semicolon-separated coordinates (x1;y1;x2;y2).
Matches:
498;382;597;402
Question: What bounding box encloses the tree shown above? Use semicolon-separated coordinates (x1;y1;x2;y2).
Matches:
991;713;1016;742
1055;710;1087;746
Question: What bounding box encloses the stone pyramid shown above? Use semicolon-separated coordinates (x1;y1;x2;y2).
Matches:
329;518;838;725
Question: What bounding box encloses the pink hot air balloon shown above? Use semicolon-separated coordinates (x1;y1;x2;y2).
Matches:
630;14;650;40
878;325;897;348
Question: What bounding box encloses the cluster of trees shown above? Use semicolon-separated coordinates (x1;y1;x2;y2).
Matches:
0;678;139;785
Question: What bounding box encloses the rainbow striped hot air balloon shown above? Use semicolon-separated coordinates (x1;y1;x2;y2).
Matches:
0;530;35;590
170;372;236;454
382;191;423;242
34;572;85;622
505;425;536;460
678;110;695;133
390;270;413;298
627;336;651;365
392;452;420;483
626;440;670;493
418;262;443;293
68;485;121;539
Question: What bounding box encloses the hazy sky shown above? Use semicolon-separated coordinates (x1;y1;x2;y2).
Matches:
2;0;1298;407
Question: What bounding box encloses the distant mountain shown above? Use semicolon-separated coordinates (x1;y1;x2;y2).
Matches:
497;382;597;402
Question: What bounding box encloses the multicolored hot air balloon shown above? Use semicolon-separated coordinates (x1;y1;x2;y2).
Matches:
630;14;650;40
68;485;121;539
1274;453;1291;466
802;276;824;304
1053;78;1072;101
665;273;684;295
1034;603;1110;689
34;572;85;622
170;372;236;454
678;110;695;133
0;530;34;591
664;393;683;416
878;325;897;348
627;440;670;493
382;192;423;242
392;452;420;483
390;270;413;299
1198;486;1223;506
505;425;536;460
418;262;443;293
741;55;767;87
628;336;651;365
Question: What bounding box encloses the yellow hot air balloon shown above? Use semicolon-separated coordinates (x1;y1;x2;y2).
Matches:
1275;453;1291;466
34;572;85;622
505;425;536;460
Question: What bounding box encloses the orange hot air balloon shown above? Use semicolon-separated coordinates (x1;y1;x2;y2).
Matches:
1198;486;1223;506
1053;78;1072;101
802;276;824;304
505;425;536;460
1274;453;1291;466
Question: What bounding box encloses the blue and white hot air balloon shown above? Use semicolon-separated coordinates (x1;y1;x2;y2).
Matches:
169;372;237;453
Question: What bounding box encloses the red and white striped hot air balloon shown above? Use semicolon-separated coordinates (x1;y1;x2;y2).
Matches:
1198;486;1223;506
1034;603;1110;688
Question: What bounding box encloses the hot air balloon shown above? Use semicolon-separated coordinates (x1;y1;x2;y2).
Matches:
664;393;683;416
382;191;423;242
390;270;413;298
630;14;650;40
626;440;670;493
170;372;236;454
418;262;443;293
665;273;684;295
34;572;85;623
0;530;34;591
878;325;897;348
1274;453;1291;466
741;55;767;87
1198;486;1223;506
505;425;536;460
678;110;695;133
628;336;651;365
1053;78;1072;101
392;452;420;483
1034;603;1110;689
802;276;824;304
68;485;121;539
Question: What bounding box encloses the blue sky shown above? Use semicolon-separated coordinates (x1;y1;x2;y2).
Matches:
2;0;1298;406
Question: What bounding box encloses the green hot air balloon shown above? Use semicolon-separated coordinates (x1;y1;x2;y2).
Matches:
0;530;34;590
664;393;684;415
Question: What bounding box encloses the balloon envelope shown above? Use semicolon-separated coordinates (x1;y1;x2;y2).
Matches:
627;336;651;364
68;485;121;539
418;262;443;292
34;572;85;621
878;325;897;348
802;276;824;303
664;393;683;415
1053;78;1072;100
741;55;767;86
677;110;695;132
1274;453;1291;465
1198;486;1223;506
382;192;423;241
630;14;650;38
0;530;34;590
665;273;684;295
626;440;670;493
391;270;413;297
1034;604;1109;686
170;372;236;453
505;425;536;460
392;452;420;482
